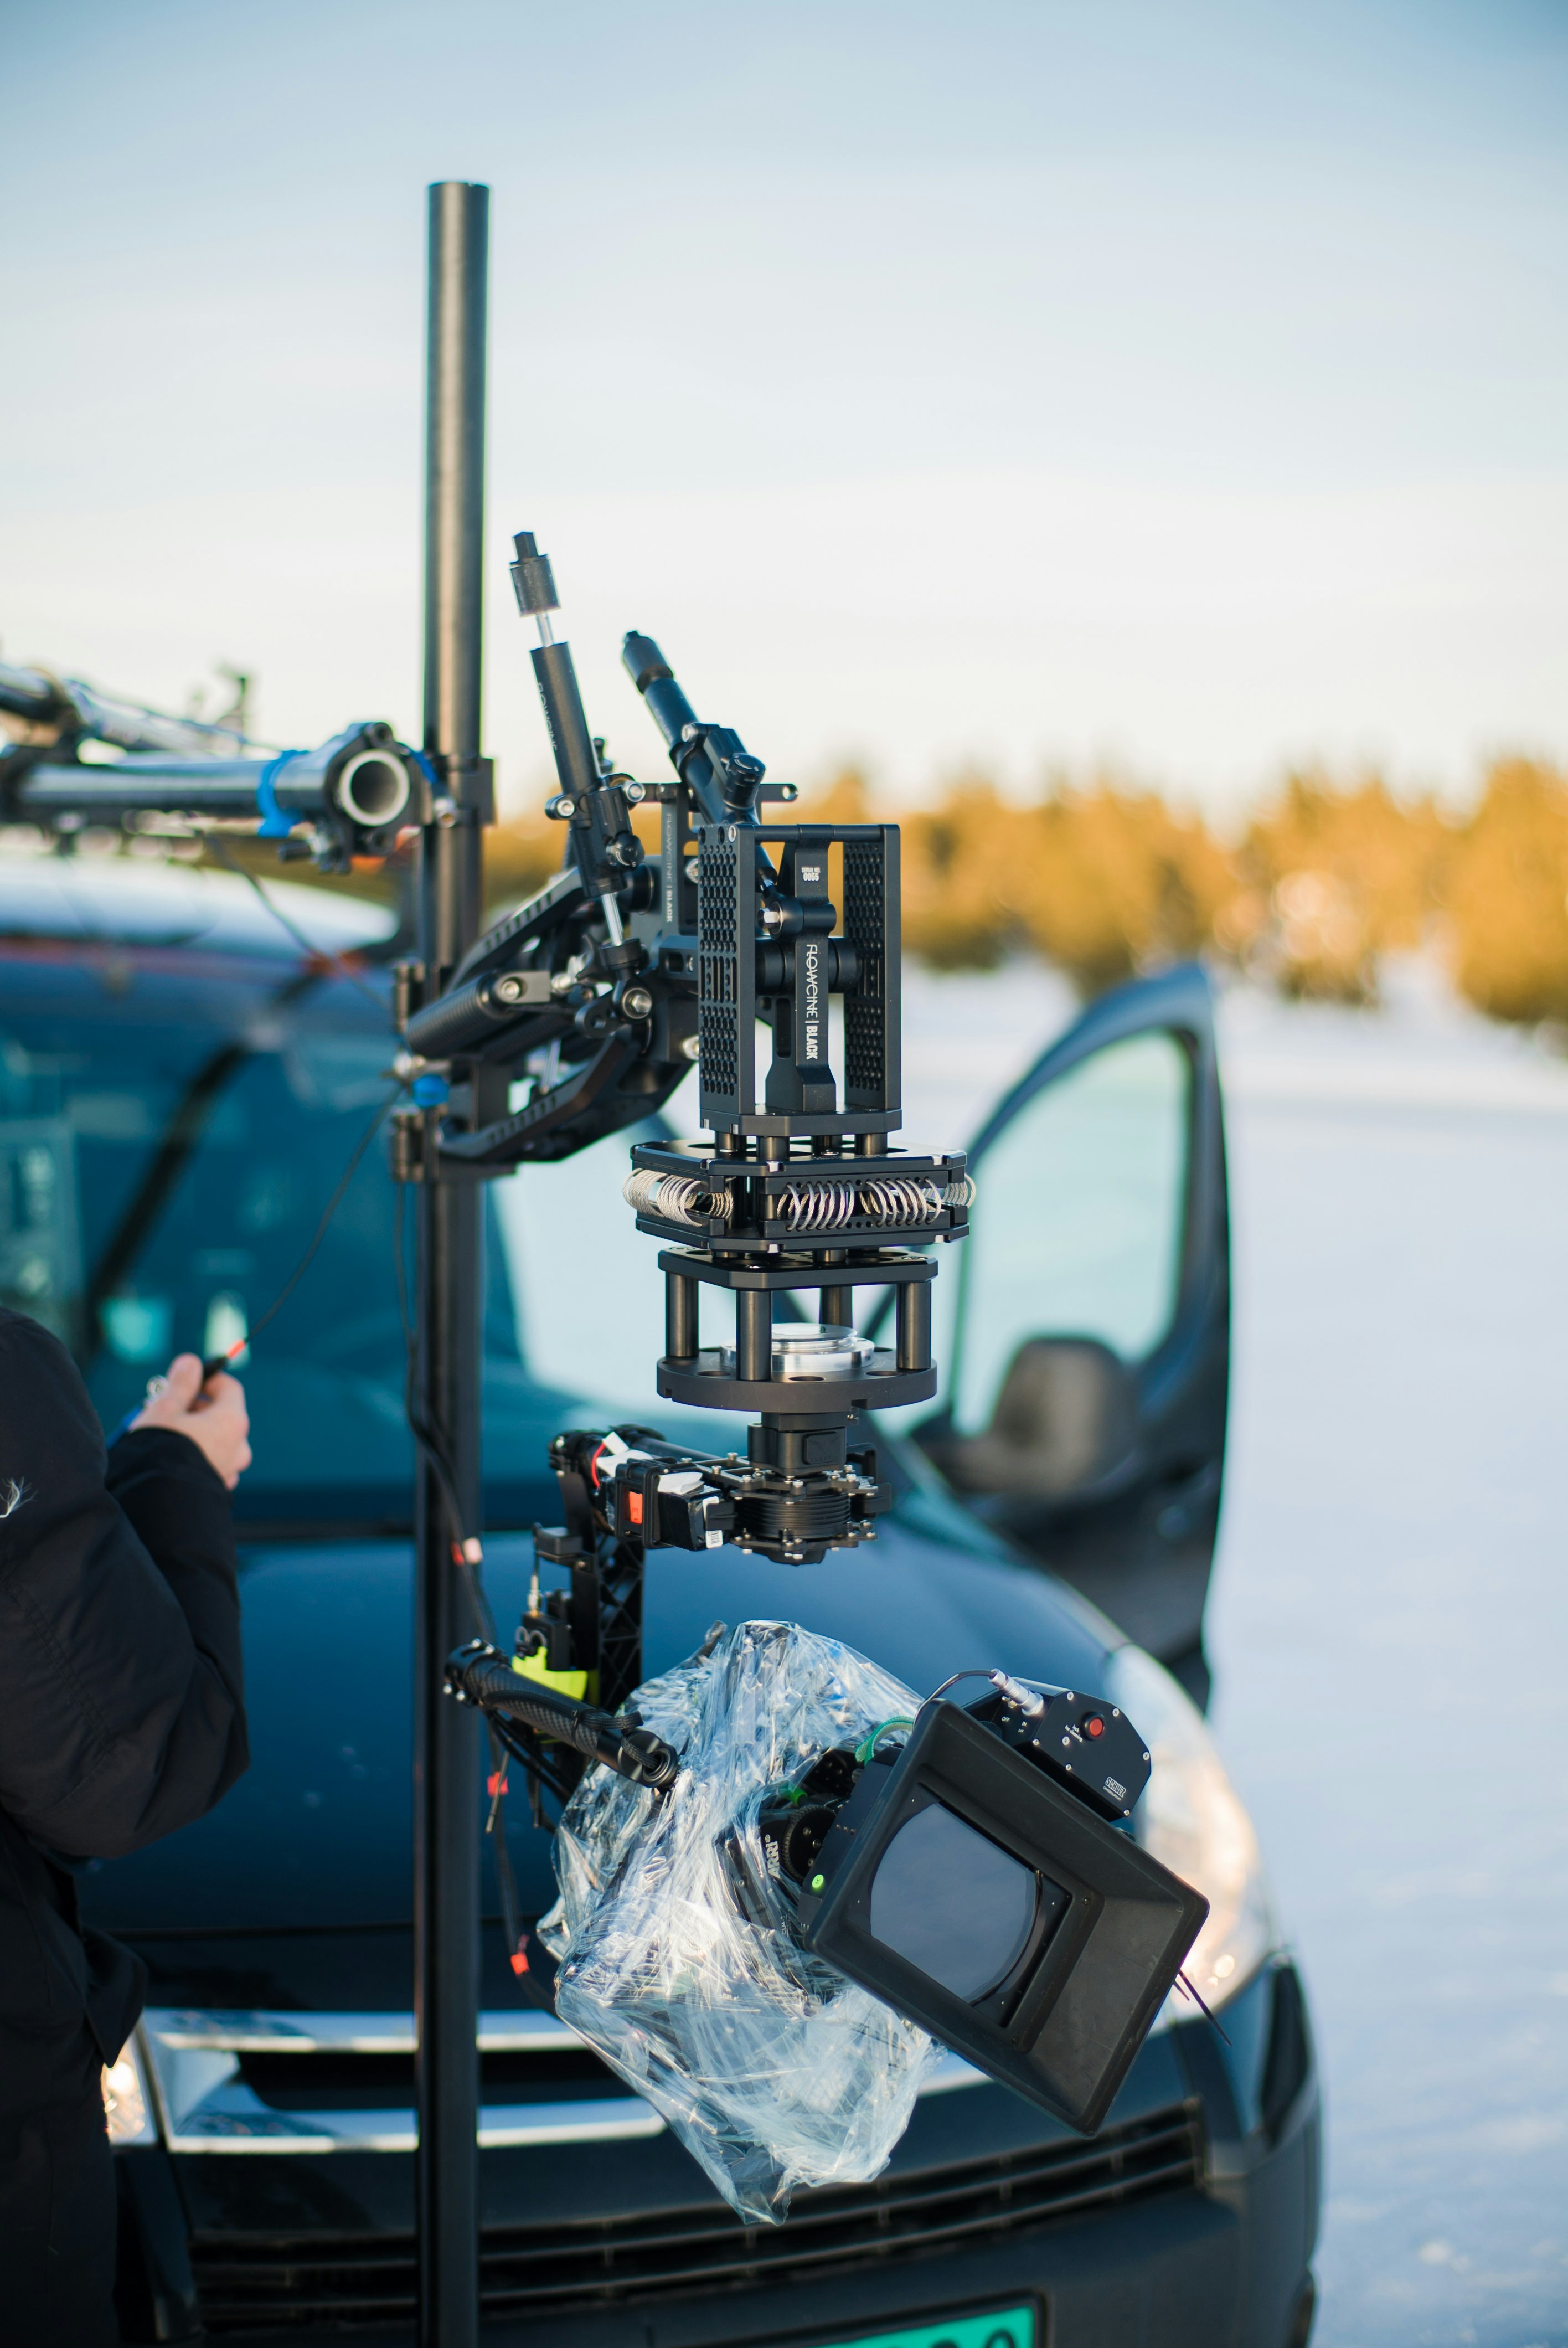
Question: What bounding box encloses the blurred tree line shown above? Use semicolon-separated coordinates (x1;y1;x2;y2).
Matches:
229;752;1568;1033
481;753;1568;1027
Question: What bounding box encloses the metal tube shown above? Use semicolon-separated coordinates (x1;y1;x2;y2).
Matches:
530;639;600;802
424;184;489;777
819;1248;851;1332
403;968;549;1062
412;177;489;2348
896;1279;932;1373
736;1286;772;1382
15;760;274;816
666;1271;699;1362
12;738;415;836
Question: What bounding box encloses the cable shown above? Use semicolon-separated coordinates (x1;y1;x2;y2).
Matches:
393;1176;415;1352
925;1670;1002;1705
394;1178;497;1646
486;1726;533;1975
205;834;386;1011
114;1085;399;1442
854;1718;915;1765
1173;1970;1232;2045
239;1091;396;1358
392;1133;530;1977
195;1089;396;1377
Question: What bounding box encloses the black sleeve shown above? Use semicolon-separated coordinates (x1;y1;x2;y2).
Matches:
0;1311;249;1859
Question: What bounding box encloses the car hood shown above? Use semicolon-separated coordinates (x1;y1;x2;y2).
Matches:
82;1486;1121;1943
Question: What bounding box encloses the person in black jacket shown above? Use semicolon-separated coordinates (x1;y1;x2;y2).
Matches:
0;1312;251;2347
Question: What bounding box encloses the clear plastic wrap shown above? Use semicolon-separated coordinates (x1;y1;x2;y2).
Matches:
538;1619;941;2222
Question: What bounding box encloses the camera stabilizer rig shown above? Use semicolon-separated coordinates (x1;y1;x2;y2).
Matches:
397;530;971;1763
0;194;1208;2338
421;527;1211;2145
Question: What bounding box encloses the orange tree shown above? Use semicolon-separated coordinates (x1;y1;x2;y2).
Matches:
1233;771;1451;1003
1447;758;1568;1025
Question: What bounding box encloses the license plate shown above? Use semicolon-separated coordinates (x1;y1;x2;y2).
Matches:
808;2305;1038;2348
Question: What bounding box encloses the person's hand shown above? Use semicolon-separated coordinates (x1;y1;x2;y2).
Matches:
132;1355;252;1490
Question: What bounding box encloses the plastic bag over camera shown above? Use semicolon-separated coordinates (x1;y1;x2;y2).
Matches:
537;1618;941;2222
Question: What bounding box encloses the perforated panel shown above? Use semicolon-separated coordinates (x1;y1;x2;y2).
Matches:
698;829;746;1118
843;831;899;1113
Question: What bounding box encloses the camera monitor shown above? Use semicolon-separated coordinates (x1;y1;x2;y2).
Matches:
796;1697;1209;2135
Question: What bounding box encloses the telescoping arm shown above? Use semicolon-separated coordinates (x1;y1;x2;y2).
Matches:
11;725;418;833
0;661;426;867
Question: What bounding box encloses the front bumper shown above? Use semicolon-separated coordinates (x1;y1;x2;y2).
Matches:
115;1958;1319;2348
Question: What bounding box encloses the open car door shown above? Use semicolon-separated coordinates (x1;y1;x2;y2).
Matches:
915;963;1229;1708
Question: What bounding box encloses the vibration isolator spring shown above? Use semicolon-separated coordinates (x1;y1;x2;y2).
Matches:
778;1179;860;1233
857;1175;945;1226
626;1163;974;1232
622;1167;735;1228
772;1171;977;1233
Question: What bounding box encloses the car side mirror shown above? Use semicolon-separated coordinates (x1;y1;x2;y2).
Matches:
924;1336;1137;1498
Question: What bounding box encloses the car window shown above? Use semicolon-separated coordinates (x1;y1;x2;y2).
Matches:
951;1029;1190;1433
0;945;566;1526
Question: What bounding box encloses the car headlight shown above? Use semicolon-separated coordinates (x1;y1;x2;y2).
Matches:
102;2033;157;2147
1104;1642;1276;2017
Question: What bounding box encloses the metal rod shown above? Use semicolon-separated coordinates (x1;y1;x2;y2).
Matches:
896;1279;932;1373
424;185;489;774
666;1271;699;1362
12;738;416;835
412;177;489;2348
819;1247;851;1332
736;1286;772;1382
16;760;274;815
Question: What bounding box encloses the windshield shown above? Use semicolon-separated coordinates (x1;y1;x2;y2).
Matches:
0;940;576;1530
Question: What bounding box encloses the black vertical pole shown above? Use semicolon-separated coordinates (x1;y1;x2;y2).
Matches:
414;178;489;2348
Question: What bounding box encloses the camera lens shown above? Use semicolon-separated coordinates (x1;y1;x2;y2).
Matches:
868;1800;1052;2003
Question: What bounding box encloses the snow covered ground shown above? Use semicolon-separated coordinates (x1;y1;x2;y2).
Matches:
900;957;1568;2348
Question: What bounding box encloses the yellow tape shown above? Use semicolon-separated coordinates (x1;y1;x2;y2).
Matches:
512;1649;598;1705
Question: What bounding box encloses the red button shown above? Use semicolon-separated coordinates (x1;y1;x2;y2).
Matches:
1082;1714;1105;1738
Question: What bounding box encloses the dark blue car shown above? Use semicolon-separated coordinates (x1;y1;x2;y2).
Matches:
0;854;1318;2347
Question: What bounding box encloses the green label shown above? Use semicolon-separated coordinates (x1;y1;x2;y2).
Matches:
814;2305;1036;2348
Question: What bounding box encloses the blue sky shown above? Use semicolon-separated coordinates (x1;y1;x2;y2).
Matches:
3;0;1565;811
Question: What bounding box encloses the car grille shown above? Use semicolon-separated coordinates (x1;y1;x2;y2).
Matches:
138;2009;666;2153
189;2100;1204;2331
